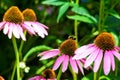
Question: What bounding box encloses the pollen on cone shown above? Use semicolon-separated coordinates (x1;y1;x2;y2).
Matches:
3;6;23;24
94;32;115;50
22;8;37;21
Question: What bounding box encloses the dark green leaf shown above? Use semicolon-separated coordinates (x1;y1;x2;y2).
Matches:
108;9;120;19
57;2;70;23
67;15;95;23
42;0;65;6
71;5;97;23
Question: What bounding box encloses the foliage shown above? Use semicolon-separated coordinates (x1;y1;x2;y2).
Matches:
0;0;120;80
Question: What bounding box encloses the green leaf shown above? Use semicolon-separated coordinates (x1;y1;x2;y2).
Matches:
57;2;70;23
23;45;52;62
42;0;65;6
71;5;97;23
108;9;120;19
99;75;111;80
82;77;90;80
67;15;94;23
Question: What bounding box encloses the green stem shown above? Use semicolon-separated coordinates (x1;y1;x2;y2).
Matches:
115;59;118;76
12;37;20;80
94;72;97;80
74;20;78;43
69;65;77;80
11;61;17;80
19;31;27;60
57;65;62;80
98;0;104;33
36;60;54;74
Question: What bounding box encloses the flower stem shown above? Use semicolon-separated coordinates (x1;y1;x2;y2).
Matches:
57;65;62;80
74;0;79;43
36;60;54;74
11;61;16;80
69;65;77;80
94;72;97;80
74;20;78;43
19;31;27;60
98;0;104;33
12;37;20;80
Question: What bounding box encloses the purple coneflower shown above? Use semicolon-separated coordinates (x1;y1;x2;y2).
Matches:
29;69;56;80
38;36;84;74
73;32;120;75
0;6;26;40
22;9;48;38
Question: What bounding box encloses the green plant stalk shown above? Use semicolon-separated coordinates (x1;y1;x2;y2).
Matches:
98;0;104;33
57;65;62;80
74;0;79;43
11;62;16;80
94;72;97;80
69;65;77;80
12;37;20;80
19;31;27;60
36;60;54;74
74;20;78;43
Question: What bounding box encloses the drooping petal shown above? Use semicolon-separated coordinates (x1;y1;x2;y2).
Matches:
17;24;26;41
115;46;120;51
3;22;9;34
53;55;65;70
36;22;48;29
0;21;6;30
36;22;48;35
103;51;111;75
112;50;120;60
8;23;13;39
12;23;20;39
22;22;35;35
40;49;60;60
62;55;69;72
32;22;45;38
110;51;115;71
84;47;100;68
70;57;78;73
76;60;84;75
93;49;103;72
38;49;59;56
75;44;94;54
73;45;97;60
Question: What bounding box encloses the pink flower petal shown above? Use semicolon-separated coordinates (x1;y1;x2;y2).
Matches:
73;44;97;60
38;49;59;56
17;24;26;41
75;44;94;54
35;22;48;35
103;51;111;75
110;51;115;71
8;23;13;39
31;22;45;38
0;21;6;30
93;49;103;72
70;57;78;73
112;50;120;60
53;55;65;70
40;49;60;60
84;47;99;68
36;22;48;29
22;22;35;35
3;22;9;34
76;60;84;75
62;55;69;72
12;23;20;39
